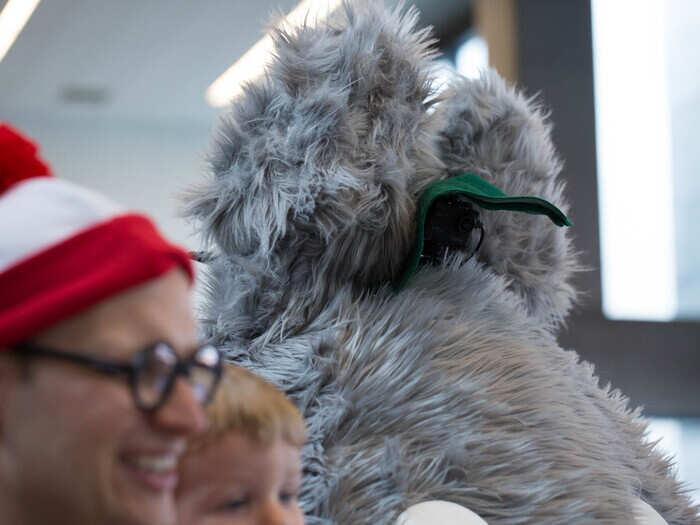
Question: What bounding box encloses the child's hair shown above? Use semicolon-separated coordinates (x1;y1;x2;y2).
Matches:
190;362;307;450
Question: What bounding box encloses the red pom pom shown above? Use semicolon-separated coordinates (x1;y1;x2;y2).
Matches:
0;123;53;196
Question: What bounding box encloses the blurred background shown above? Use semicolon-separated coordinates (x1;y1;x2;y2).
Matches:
1;0;698;503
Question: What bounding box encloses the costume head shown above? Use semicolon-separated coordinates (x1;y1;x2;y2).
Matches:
187;2;699;523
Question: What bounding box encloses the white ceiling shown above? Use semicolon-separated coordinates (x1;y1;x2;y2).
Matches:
0;0;472;249
0;0;470;124
1;0;298;122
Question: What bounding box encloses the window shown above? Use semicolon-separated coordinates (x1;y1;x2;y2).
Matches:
592;0;700;321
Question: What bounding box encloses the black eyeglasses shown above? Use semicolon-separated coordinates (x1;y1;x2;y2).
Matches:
12;341;223;412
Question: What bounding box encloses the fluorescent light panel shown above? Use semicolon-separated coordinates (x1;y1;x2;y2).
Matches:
0;0;40;63
206;0;343;108
591;0;677;321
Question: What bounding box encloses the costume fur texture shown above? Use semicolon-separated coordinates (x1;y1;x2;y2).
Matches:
186;2;700;523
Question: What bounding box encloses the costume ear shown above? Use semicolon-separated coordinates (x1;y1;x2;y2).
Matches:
433;72;579;328
185;108;321;259
185;1;444;288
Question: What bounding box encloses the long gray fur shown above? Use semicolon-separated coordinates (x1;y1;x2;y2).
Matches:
185;1;699;523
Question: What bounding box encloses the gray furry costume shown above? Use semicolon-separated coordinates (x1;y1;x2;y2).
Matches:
186;2;699;523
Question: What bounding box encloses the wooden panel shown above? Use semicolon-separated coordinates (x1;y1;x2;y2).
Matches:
475;0;518;83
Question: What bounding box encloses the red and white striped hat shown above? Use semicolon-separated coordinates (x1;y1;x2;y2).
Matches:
0;123;194;348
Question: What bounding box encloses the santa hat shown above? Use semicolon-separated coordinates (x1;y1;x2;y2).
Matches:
0;123;194;348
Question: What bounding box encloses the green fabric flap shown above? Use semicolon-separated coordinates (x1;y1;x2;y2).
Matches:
393;173;572;291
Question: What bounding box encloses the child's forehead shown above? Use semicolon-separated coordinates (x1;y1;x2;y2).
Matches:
209;432;296;457
181;432;302;486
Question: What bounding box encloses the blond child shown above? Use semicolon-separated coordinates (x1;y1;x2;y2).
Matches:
176;363;307;525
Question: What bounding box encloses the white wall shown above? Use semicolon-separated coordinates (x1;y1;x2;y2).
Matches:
4;113;216;250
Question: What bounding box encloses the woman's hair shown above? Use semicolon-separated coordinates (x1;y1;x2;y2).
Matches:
190;362;307;450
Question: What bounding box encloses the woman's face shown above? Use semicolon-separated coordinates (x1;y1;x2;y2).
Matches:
0;270;207;525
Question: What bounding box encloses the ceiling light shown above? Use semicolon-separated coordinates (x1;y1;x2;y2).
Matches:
205;0;343;108
0;0;40;63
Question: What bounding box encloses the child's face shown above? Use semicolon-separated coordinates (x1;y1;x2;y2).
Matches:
176;432;304;525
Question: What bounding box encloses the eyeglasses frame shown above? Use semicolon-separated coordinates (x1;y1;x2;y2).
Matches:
11;341;223;412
